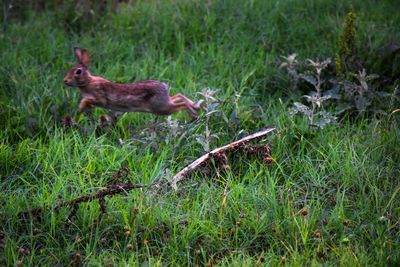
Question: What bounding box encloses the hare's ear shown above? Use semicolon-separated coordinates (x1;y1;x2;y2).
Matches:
74;47;90;68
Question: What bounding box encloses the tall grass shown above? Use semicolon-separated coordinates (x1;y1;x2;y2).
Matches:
1;0;399;265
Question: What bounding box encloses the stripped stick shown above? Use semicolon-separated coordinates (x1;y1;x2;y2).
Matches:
170;127;276;190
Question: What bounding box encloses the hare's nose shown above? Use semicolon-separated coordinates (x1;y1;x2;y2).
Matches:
64;79;69;85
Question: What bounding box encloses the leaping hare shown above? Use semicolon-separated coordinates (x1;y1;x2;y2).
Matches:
63;47;200;120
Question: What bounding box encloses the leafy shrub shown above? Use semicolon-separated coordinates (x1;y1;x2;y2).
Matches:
281;10;399;128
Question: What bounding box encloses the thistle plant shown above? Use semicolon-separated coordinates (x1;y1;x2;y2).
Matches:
289;57;337;128
194;88;223;152
338;68;385;115
280;53;300;91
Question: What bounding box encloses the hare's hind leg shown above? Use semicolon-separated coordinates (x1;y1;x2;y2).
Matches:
171;93;201;110
168;100;198;120
170;93;201;117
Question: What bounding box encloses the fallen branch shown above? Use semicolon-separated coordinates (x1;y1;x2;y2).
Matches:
19;182;147;220
18;128;276;220
170;127;276;190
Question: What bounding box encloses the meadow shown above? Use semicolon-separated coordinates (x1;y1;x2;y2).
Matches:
1;0;400;265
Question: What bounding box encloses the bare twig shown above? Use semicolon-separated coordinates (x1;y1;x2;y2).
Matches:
170;127;276;190
19;182;147;220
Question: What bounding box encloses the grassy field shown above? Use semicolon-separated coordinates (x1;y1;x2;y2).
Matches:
1;0;400;266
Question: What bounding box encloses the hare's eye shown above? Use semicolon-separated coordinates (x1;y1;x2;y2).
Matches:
75;69;82;75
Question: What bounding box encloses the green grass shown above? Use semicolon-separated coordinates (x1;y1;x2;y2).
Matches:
1;0;400;265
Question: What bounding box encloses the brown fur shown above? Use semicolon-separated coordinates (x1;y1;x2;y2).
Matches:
64;47;200;119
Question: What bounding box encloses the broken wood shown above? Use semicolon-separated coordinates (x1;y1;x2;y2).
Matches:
18;128;275;221
169;127;276;190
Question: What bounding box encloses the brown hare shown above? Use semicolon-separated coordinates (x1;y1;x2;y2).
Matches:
64;47;201;120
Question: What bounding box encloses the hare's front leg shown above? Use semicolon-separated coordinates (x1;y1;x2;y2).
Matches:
79;97;99;113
